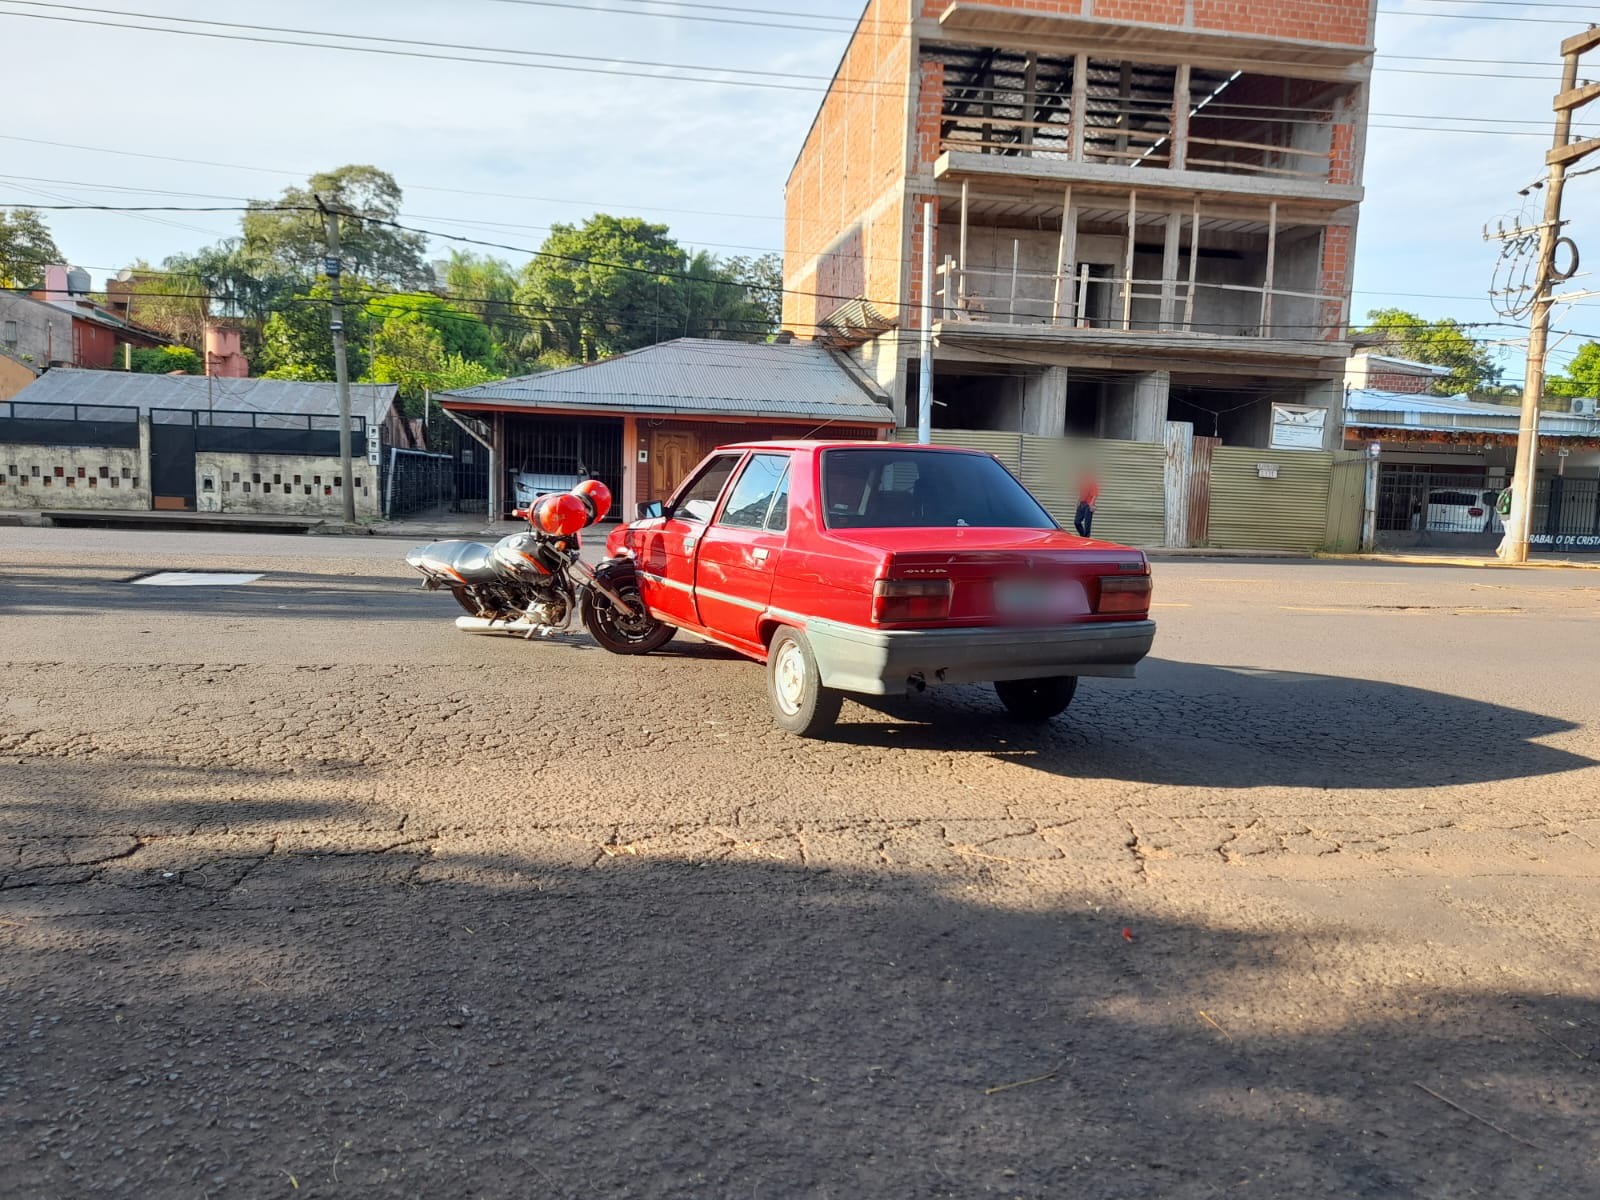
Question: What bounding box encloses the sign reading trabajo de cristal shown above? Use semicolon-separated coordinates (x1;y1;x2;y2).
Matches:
1530;534;1600;553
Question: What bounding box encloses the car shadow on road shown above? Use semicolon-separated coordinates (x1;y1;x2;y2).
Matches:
2;851;1594;1199
827;658;1594;789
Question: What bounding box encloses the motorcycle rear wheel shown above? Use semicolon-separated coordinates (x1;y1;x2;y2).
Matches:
582;572;676;655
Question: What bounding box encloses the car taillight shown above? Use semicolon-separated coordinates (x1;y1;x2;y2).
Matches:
1096;574;1151;614
1468;507;1484;518
872;579;952;624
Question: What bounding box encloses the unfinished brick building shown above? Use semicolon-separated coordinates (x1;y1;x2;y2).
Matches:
784;0;1378;453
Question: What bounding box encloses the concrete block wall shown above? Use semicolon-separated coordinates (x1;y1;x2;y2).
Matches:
0;444;148;509
196;452;380;518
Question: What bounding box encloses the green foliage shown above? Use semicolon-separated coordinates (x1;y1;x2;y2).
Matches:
361;314;505;416
1548;342;1600;400
0;209;62;290
1359;309;1502;396
259;363;324;382
257;284;371;381
361;292;494;364
128;345;202;375
241;165;430;288
514;215;780;361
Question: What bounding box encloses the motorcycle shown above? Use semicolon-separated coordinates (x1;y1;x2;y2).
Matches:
405;478;675;655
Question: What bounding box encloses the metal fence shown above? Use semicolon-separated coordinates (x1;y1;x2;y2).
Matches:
159;408;368;456
1532;476;1600;553
382;448;455;518
1375;468;1503;547
0;400;140;448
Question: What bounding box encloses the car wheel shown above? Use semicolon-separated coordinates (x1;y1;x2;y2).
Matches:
994;676;1078;722
767;627;842;737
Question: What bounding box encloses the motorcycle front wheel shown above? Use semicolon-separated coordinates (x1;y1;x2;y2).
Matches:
581;571;676;655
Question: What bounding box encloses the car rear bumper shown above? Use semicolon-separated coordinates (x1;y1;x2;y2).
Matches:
803;617;1157;695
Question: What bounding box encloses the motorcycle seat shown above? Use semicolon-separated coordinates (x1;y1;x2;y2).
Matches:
405;540;500;584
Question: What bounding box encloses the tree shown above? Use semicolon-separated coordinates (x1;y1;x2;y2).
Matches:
129;346;202;375
516;215;691;361
719;252;783;337
361;292;494;365
1549;342;1600;400
361;314;504;416
1359;309;1502;396
0;209;63;290
442;250;528;357
241;165;430;288
672;250;773;341
257;284;372;380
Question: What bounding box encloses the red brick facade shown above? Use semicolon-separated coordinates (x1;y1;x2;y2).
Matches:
915;0;1370;45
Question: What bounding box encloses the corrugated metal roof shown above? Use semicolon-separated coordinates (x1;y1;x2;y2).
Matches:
1346;388;1600;437
11;370;399;424
439;338;895;425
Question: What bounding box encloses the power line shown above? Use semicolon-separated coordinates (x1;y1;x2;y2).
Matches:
0;0;1592;95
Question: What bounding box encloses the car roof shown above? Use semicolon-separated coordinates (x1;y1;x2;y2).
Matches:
711;440;988;454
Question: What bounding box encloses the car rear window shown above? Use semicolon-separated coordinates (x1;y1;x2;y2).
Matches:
820;448;1056;530
1429;491;1479;506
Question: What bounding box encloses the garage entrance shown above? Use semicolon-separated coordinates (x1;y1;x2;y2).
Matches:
500;415;623;517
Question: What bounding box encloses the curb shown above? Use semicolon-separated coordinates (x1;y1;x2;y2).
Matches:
1317;552;1600;572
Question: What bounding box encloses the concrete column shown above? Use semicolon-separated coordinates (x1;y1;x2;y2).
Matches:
621;414;639;520
1021;367;1068;437
1102;371;1170;444
1131;372;1170;444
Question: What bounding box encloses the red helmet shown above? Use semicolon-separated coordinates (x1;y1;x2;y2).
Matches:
574;478;612;523
533;492;588;536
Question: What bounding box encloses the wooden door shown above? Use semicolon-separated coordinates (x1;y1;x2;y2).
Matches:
649;429;701;502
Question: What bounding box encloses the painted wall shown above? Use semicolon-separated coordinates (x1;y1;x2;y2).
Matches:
0;355;37;403
196;452;381;518
0;443;148;509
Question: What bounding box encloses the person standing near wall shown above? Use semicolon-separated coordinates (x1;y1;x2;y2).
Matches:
1074;470;1100;538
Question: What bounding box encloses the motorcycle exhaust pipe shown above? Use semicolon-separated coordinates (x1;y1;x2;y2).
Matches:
455;616;550;637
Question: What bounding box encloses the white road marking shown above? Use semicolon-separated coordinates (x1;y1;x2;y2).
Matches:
132;572;264;587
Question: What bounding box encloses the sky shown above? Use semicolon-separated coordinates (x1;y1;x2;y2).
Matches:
2;0;1596;380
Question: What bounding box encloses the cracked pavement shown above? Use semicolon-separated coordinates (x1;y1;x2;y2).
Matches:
2;527;1599;1198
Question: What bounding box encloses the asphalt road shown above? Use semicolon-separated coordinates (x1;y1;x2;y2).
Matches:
3;527;1598;1198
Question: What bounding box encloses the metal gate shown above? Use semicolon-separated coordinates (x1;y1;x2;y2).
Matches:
1375;467;1501;549
501;415;623;515
148;408;198;510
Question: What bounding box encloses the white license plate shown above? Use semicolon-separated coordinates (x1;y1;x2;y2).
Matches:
993;580;1072;615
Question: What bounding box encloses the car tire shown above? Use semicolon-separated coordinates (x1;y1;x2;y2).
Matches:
994;676;1078;722
767;626;842;737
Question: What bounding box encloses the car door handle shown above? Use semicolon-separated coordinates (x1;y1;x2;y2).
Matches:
752;547;769;562
684;535;697;552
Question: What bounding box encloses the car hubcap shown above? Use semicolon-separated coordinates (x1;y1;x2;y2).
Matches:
774;642;806;715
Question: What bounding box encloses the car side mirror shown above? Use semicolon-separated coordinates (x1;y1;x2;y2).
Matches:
636;500;664;520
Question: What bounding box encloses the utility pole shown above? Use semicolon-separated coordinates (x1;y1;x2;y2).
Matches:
917;199;934;443
316;193;358;526
1500;26;1600;562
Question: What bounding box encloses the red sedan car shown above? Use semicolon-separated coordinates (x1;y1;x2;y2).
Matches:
605;441;1155;736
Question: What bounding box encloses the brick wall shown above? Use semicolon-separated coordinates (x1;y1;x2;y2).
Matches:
1368;370;1433;395
914;0;1371;44
783;0;913;335
1319;226;1353;340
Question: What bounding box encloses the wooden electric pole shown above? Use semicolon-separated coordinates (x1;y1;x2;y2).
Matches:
316;193;358;526
1501;26;1600;562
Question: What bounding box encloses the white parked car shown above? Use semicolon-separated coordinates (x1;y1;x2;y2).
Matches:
512;466;585;511
1422;488;1503;534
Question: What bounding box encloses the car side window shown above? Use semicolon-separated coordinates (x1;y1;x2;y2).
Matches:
669;454;742;524
718;454;790;530
765;465;791;533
